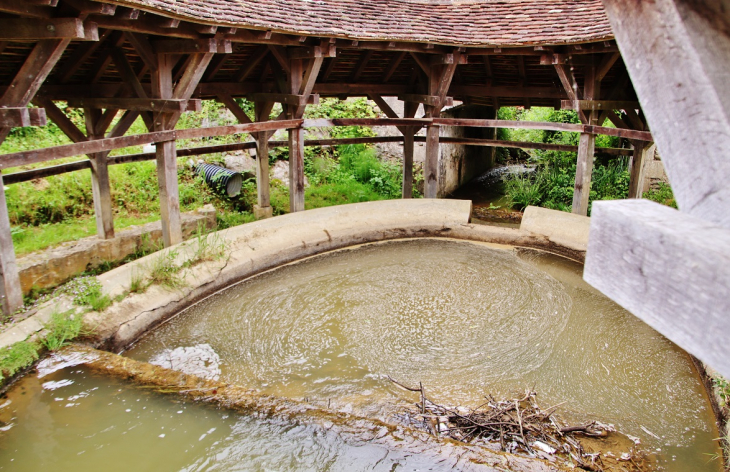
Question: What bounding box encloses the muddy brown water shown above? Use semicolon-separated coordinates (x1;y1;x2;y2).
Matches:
0;239;722;471
122;239;722;471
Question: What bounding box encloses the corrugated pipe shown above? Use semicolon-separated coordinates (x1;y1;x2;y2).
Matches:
194;163;243;197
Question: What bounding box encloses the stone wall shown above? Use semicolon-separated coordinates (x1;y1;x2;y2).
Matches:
17;205;217;294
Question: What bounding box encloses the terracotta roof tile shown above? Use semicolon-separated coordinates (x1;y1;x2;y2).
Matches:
105;0;613;46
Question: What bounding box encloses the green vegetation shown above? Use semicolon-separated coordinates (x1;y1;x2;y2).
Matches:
499;107;632;214
0;340;40;381
3;98;405;258
41;310;87;351
643;182;678;209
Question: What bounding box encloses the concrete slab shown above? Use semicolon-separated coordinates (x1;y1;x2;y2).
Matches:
520;206;591;252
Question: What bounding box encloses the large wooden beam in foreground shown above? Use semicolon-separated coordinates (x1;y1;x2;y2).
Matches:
602;0;730;228
586;0;730;379
584;200;730;379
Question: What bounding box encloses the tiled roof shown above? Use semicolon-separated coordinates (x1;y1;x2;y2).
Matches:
105;0;613;46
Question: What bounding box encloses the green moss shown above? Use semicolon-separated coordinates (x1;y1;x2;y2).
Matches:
0;341;40;381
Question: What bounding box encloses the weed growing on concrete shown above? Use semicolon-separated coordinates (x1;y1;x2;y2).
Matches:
148;250;184;289
41;310;86;351
129;270;146;294
66;276;111;312
0;340;40;381
185;224;227;267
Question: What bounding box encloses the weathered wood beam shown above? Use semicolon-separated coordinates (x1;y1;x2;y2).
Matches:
56;30;111;83
217;94;251;124
628;141;652;199
247;93;318;106
584;200;730;379
34;96;87;143
0;0;55;18
0;18;95;41
234;45;268;82
451;85;566;100
115;7;140;19
152;38;232;54
596;52;621;83
409;52;430;77
64;0;115;14
572;64;599;216
267;45;290;75
398;94;453;108
350;50;374;82
0;120;302;169
93;16;198;39
67;97;202;113
561;100;641;111
84;108;114;239
289;45;336;59
124;32;158;72
110;47;147;99
382;51;406;83
402;101;419;199
0;107;46;128
0;39;70;143
253;100;274;217
165;52;215;128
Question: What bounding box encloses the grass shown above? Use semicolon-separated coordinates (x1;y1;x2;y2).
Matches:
643;182;678;209
41;310;87;351
0;340;40;381
147;249;184;289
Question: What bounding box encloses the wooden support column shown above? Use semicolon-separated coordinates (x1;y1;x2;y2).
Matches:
254;101;274;218
571;64;600;216
0;174;22;316
402;101;419;198
285;53;323;212
423;51;459;198
85;108;114;239
151;53;181;247
628;141;652;199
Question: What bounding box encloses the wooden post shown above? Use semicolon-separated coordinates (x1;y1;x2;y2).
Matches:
571;64;600;216
0;174;22;316
85;108;115;239
403;132;415;199
628;141;651;199
572;131;596;215
254;101;274;218
288;123;305;212
424;125;440;198
151;53;182;247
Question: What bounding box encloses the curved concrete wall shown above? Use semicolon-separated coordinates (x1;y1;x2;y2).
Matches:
0;199;587;352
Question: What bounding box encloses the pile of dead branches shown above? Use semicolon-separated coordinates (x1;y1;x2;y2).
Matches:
388;377;649;472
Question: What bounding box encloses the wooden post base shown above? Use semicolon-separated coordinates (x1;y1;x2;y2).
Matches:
253;205;273;219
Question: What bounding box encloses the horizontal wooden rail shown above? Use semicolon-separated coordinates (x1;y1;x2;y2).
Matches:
2;136;631;184
0;118;651;172
0;119;303;170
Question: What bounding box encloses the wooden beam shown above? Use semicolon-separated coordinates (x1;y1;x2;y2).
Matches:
424;125;440;198
561;100;641;111
289;45;336;59
382;51;406;83
409;52;430;77
254;100;273;216
68;98;202;113
0;39;70;143
85;108;114;239
350;50;374;82
64;0;115;14
165;52;215;128
451;85;566;100
56;30;111;83
152;38;232;54
398;94;453;108
0;0;55;19
0;107;46;128
0;18;94;40
234;45;268;82
124;32;158;72
267;45;290;75
0;120;303;169
247;93;318;106
628;141;651;199
93;16;198;39
34;97;87;143
596;52;620;83
584;200;730;380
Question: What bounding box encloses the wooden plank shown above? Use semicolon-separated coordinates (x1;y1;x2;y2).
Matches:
562;100;641;111
93;16;198;39
584;199;730;379
28;108;47;126
0;18;91;40
0;0;55;18
67;98;201;113
152;38;232;54
0;175;22;316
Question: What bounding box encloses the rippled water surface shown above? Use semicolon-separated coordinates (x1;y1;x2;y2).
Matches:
0;367;482;471
127;239;722;471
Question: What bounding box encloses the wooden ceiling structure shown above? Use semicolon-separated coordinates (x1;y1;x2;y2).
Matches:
0;0;654;315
